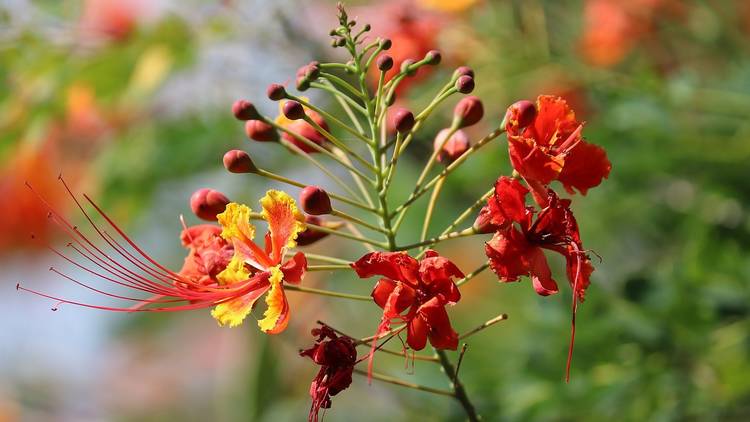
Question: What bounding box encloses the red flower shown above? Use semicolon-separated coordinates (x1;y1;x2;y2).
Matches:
300;325;357;422
351;250;462;352
482;177;594;380
506;95;611;196
177;224;234;287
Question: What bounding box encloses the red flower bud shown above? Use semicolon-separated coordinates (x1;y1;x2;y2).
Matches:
232;100;260;121
503;99;537;131
425;50;441;65
391;108;415;134
454;66;474;78
300;186;332;215
376;54;394;72
222;149;257;173
282;100;306;121
452;96;484;128
267;83;286;101
434;129;470;164
455;75;475;94
296;215;330;246
190;188;230;221
244;119;277;142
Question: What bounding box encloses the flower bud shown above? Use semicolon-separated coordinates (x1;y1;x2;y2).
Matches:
245;119;277;142
502;100;537;130
455;75;475;94
401;59;417;76
425;50;441;65
282;100;306;121
190;188;230;221
454;66;474;79
391;108;415;134
267;83;286;101
452;96;484;128
380;38;392;50
232;100;260;121
376;54;394;72
222;149;257;173
300;186;332;215
473;204;498;234
434;129;470;164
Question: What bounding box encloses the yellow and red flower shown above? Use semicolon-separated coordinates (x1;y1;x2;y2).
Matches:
19;185;307;334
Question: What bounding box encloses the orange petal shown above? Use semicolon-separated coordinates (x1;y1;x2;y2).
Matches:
217;203;255;242
257;266;290;334
260;190;306;262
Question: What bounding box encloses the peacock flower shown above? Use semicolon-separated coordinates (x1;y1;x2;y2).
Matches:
211;190;307;332
19;182;306;334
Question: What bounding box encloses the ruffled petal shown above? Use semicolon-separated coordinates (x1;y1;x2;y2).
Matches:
508;135;563;185
260;190;306;262
216;253;251;285
527;95;579;147
485;228;534;282
258;266;290;334
210;273;271;327
487;176;529;228
558;140;612;195
351;251;420;285
217;202;255;243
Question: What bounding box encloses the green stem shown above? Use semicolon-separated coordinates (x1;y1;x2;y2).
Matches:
285;284;370;301
304;116;378;173
397;227;478;251
254;168;375;213
303;254;351;265
456;263;490;287
278;138;368;203
353;369;455;397
459;313;508;340
306;222;387;248
419;177;445;247
435;349;481;422
289;95;373;145
311;81;367;116
332;209;389;234
320;71;364;99
307;264;352;271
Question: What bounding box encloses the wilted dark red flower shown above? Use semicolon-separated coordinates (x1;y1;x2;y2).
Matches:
300;325;357;422
506;95;611;196
351;250;463;354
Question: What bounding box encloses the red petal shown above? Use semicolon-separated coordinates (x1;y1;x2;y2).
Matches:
526;95;579;147
558;140;611;195
406;315;428;351
419;297;458;350
371;278;397;309
488;176;529;227
508;136;563;185
485;228;534;282
528;247;559;296
280;252;307;284
351;251;420;285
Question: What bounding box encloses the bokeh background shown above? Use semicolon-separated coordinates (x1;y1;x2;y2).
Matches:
2;0;749;420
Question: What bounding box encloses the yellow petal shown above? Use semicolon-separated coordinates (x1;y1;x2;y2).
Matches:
260;190;306;262
216;253;250;285
211;279;270;327
257;266;289;334
217;202;255;242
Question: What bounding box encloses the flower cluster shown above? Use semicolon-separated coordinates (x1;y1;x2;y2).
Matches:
21;5;611;421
